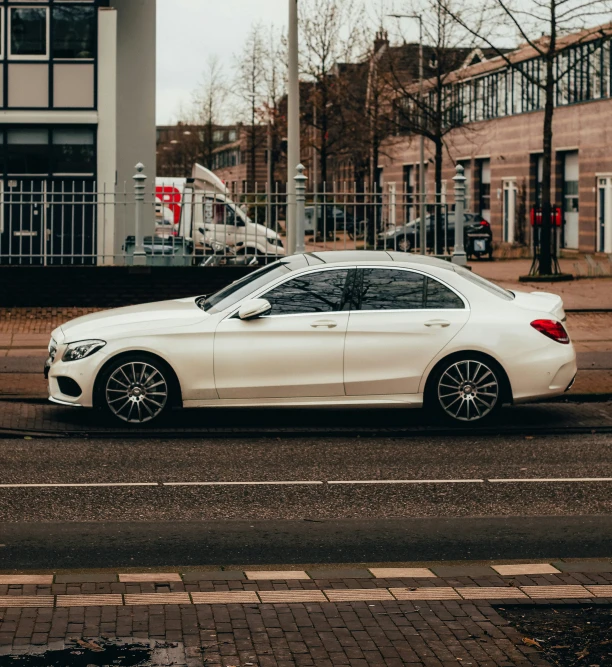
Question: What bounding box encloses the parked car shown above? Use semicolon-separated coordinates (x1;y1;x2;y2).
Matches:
379;212;493;259
305;205;366;239
46;250;575;426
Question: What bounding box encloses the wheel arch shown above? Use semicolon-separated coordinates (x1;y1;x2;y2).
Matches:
422;350;514;406
92;350;183;409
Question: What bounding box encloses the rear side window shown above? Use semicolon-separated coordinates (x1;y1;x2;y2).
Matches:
353;268;425;310
425;278;464;309
351;268;465;310
263;269;351;316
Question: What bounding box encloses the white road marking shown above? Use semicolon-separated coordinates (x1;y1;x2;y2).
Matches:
488;478;612;483
327;479;485;484
0;483;158;488
3;478;612;489
163;481;323;486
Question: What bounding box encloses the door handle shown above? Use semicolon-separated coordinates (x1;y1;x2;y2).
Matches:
311;320;338;329
424;319;451;328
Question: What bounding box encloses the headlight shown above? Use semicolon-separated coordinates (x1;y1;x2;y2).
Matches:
48;338;58;361
62;340;106;362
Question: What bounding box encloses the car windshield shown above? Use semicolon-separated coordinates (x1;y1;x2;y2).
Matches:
453;265;515;301
197;261;291;314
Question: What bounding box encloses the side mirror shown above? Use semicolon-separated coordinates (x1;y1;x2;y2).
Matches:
238;298;272;320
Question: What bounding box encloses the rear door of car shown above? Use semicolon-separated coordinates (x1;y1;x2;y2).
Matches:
344;266;470;395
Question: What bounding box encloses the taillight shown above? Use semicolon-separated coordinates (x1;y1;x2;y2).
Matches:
530;319;570;344
480;220;490;227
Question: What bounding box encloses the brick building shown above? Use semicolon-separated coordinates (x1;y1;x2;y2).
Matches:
380;25;612;254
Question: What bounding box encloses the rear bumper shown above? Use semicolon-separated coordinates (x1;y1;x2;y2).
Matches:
510;343;577;403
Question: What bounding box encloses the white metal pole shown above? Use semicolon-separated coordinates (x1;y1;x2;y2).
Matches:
287;0;300;255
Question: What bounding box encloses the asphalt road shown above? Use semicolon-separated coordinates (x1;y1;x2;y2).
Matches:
2;429;612;568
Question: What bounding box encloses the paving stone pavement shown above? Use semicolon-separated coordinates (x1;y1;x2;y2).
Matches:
0;598;555;666
1;569;612;664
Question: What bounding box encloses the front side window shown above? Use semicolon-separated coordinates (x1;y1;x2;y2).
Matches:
353;268;425;310
53;5;96;59
263;269;350;316
10;7;48;57
200;261;292;314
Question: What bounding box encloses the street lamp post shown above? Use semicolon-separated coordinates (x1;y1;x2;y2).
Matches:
287;0;300;255
389;14;425;255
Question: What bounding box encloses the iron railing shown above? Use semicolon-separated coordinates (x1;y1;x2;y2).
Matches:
0;166;467;266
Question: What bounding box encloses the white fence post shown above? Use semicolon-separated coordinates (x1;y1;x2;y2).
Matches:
133;162;147;265
294;164;307;254
452;163;467;266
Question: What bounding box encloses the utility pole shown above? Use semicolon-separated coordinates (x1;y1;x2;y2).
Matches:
287;0;300;255
390;14;425;254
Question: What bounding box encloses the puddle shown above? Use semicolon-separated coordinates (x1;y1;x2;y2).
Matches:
0;639;187;667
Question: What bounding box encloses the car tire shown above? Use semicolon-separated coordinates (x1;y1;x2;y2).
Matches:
98;354;174;425
427;354;504;425
396;237;412;253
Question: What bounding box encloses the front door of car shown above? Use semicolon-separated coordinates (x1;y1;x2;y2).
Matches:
344;267;470;395
214;267;353;399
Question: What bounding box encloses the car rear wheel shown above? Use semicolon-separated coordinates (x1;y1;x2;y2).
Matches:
396;237;412;252
100;355;172;425
430;356;502;424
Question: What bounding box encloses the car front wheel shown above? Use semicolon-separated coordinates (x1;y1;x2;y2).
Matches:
430;356;502;424
100;355;172;425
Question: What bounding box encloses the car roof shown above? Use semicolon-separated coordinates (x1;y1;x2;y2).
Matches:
292;251;455;272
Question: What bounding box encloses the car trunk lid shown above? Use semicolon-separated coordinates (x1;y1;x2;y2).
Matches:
511;290;566;321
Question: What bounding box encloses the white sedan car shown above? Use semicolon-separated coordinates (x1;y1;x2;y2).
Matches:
46;251;577;425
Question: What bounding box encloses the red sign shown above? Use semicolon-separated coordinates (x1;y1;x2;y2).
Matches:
155;186;182;225
530;206;562;227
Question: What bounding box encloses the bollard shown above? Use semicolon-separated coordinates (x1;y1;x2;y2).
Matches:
451;163;467;266
133;163;147;266
294;164;307;254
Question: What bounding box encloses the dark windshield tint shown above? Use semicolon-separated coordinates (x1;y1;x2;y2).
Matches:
353;268;425;310
200;262;291;314
264;269;350;315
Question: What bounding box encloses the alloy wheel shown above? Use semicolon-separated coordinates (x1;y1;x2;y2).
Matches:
105;361;168;423
437;359;499;422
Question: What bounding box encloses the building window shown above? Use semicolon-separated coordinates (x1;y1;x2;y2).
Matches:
478;159;491;222
213;130;224;142
52;5;96;59
228;130;237;142
9;7;49;59
52;128;95;174
6;128;49;175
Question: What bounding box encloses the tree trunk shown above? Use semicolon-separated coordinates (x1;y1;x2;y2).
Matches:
434;138;444;254
538;8;557;276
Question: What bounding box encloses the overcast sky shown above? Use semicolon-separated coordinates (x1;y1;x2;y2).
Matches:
156;0;289;124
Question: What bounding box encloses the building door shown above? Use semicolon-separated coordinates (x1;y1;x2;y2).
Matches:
503;180;517;243
563;151;579;249
597;176;612;253
3;180;46;265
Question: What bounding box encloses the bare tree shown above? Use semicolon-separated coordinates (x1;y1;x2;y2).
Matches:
234;25;267;190
300;0;366;186
192;56;227;170
441;0;612;275
385;0;487;252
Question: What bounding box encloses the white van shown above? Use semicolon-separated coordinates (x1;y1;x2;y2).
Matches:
155;164;285;260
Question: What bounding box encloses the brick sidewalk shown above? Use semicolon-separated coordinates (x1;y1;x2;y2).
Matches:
5;565;612;666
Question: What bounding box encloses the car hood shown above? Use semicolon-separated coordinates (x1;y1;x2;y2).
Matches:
55;297;207;343
511;290;566;321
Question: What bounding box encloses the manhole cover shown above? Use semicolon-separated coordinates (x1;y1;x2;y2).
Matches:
0;639;187;666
